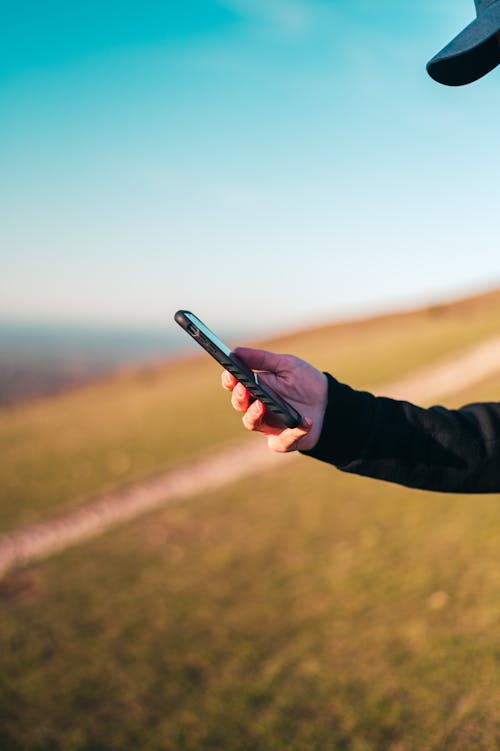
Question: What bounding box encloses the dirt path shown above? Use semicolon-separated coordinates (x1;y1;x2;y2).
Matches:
2;334;500;578
372;335;500;403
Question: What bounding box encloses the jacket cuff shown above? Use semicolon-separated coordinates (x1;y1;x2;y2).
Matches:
301;373;377;466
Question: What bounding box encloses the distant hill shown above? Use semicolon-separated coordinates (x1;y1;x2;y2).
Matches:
3;283;500;533
2;285;500;407
0;323;188;407
264;286;500;349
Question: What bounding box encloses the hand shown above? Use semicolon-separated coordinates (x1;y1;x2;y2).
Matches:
221;346;328;452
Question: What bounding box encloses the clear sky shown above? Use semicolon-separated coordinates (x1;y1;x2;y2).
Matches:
1;0;499;339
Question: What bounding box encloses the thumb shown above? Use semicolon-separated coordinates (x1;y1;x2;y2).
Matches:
268;417;313;453
232;347;286;373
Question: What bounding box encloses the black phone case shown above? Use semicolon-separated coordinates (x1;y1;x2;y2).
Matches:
174;310;301;429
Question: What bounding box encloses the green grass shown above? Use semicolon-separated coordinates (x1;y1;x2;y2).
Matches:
268;286;500;387
2;288;500;532
2;370;500;750
0;356;238;531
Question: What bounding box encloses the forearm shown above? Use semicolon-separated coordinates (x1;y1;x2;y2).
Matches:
302;374;500;493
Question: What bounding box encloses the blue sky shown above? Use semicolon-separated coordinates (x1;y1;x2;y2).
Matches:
1;0;499;339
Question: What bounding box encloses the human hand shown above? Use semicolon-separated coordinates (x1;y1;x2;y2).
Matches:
221;347;328;452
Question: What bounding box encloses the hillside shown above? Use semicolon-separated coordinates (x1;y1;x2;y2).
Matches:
2;286;500;533
2;287;500;750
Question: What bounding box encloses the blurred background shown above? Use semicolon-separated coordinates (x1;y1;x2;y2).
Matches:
2;0;500;400
2;2;500;749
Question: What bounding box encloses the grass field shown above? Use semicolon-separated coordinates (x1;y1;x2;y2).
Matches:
2;372;500;750
2;287;500;533
2;289;500;750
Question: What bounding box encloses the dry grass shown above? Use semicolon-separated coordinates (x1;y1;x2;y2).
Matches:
2;415;500;749
2;287;500;532
1;289;500;748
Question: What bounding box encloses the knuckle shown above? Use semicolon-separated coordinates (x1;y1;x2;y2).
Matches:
282;354;298;368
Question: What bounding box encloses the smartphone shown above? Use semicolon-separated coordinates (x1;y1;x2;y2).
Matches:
174;310;301;429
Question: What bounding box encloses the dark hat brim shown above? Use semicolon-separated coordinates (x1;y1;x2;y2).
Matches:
427;7;500;86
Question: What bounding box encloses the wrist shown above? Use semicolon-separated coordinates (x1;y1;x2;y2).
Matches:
297;371;328;451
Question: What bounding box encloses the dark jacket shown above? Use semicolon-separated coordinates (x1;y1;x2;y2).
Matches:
303;374;500;493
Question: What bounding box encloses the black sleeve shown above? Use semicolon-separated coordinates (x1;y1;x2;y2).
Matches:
301;374;500;493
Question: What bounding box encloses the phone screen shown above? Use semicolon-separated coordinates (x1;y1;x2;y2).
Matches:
183;312;232;357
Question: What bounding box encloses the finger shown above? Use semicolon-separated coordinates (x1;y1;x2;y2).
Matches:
242;399;266;431
267;418;313;453
231;382;251;413
232;347;288;374
221;370;237;391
